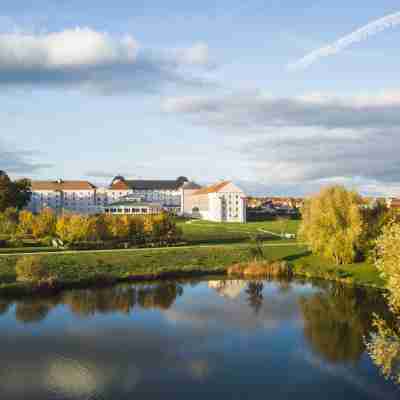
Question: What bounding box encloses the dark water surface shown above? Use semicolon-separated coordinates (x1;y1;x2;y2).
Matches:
0;278;398;399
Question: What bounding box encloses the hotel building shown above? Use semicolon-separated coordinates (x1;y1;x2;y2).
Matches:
182;181;247;223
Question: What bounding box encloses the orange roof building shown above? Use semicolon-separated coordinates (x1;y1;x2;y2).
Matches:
182;180;247;223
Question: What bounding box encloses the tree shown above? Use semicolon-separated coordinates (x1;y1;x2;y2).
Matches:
0;171;31;211
32;208;56;239
0;171;13;212
367;223;400;385
375;221;400;313
13;178;32;210
56;215;97;243
0;207;19;235
55;214;72;242
17;210;35;236
361;201;396;260
299;185;364;264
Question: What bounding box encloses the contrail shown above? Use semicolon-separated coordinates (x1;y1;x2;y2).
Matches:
288;11;400;70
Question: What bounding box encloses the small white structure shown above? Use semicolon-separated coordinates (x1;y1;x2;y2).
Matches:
104;197;162;215
182;181;247;223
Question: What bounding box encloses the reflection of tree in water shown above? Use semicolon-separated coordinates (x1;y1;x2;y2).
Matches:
62;286;137;317
299;283;390;363
366;317;400;384
15;297;61;324
137;283;183;310
5;282;184;322
246;281;264;314
0;299;11;316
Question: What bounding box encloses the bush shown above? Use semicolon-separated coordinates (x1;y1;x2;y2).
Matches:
15;256;50;283
7;237;24;248
248;235;265;260
228;260;293;278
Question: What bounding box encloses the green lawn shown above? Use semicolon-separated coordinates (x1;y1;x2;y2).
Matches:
0;243;306;294
0;219;301;255
291;254;384;288
178;219;301;244
0;239;384;297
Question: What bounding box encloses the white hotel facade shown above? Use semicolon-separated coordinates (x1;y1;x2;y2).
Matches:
27;176;247;222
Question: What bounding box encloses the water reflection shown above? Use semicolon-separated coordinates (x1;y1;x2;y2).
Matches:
245;281;264;314
299;282;391;363
0;278;398;399
0;282;184;323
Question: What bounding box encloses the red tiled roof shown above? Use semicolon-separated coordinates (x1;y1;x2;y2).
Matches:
192;181;231;195
109;180;130;190
32;180;96;191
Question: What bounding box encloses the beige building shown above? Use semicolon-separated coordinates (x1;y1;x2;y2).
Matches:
182;181;247;223
27;180;99;215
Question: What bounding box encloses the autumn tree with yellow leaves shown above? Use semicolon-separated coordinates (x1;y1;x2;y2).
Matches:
299;185;364;264
32;208;57;239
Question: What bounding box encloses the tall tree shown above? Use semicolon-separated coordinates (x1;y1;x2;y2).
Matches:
299;185;364;264
375;221;400;313
0;171;31;211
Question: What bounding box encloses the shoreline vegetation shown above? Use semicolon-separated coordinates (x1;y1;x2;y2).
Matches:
0;241;384;298
0;188;390;298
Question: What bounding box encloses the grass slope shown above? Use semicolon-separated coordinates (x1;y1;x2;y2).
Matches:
0;240;383;296
178;219;300;244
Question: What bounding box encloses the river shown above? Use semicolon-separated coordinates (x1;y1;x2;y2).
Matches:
0;278;398;399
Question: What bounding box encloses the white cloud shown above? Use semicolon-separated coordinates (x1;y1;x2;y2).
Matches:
288;11;400;70
163;91;400;194
0;140;52;174
0;28;138;70
175;42;213;68
0;28;214;93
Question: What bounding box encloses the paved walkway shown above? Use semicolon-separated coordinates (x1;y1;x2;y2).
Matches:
0;241;304;257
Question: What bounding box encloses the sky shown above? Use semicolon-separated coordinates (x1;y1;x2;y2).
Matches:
1;0;400;196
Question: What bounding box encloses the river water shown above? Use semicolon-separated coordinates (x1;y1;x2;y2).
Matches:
0;278;398;399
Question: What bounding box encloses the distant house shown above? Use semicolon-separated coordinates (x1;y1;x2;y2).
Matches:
386;197;400;210
182;181;247;223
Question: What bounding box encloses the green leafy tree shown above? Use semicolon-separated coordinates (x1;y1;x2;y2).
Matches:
366;224;400;385
0;207;19;235
13;178;32;210
375;221;400;313
299;185;364;264
0;171;31;211
361;201;397;260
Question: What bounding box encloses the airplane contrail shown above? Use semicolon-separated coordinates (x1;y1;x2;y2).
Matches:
288;11;400;71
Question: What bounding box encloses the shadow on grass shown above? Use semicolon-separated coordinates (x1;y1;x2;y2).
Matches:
187;235;282;246
283;251;312;262
0;273;17;284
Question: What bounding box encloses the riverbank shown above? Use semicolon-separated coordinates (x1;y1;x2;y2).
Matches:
0;242;384;297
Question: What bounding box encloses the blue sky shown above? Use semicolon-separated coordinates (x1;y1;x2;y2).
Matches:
2;0;400;195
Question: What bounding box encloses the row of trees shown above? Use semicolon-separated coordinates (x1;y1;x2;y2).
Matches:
0;208;182;246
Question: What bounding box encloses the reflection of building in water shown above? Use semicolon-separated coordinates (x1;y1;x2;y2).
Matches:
208;280;246;299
